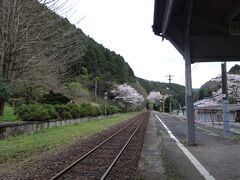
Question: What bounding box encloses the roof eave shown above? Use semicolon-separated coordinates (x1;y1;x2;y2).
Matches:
152;0;174;36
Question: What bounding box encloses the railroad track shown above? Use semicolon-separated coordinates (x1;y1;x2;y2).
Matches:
50;111;149;180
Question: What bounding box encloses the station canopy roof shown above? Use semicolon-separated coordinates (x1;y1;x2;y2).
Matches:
153;0;240;63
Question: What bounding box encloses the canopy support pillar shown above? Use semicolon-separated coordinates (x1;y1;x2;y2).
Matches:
184;0;195;145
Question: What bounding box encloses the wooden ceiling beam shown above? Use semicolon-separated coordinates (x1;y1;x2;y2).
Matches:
192;16;228;33
224;2;240;24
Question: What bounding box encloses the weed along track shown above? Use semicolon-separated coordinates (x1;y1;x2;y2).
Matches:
50;111;149;180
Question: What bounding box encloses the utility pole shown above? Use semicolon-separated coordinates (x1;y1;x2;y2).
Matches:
166;74;174;114
221;62;230;137
104;92;108;117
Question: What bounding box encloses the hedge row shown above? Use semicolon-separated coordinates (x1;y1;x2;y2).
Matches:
15;103;119;121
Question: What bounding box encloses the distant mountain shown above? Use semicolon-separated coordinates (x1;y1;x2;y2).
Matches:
136;77;185;106
229;64;240;75
194;64;240;106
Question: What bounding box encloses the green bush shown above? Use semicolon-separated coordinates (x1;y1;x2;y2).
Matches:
90;105;101;117
54;104;72;119
107;105;119;115
44;104;58;119
15;104;57;121
39;91;70;105
100;105;119;115
16;103;118;121
60;111;73;119
67;104;81;118
79;103;91;117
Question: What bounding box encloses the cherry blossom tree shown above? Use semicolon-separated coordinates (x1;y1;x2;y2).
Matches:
147;91;163;103
147;91;164;111
111;83;145;112
195;74;240;107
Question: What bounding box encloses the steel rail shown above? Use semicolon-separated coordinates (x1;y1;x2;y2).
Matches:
50;113;145;180
100;116;146;180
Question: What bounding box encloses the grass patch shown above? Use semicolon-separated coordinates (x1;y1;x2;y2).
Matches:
230;134;240;141
0;111;142;164
0;104;18;122
157;129;166;140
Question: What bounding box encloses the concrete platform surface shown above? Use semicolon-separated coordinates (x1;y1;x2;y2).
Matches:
135;111;167;180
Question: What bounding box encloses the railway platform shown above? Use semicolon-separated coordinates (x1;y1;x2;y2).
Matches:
135;111;167;179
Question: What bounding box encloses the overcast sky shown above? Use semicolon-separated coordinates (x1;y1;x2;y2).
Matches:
59;0;239;88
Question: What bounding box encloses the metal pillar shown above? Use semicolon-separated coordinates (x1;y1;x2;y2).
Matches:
169;95;172;114
221;62;230;137
104;92;108;117
184;42;195;144
184;0;195;144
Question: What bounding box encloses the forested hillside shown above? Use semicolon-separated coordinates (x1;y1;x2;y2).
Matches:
194;64;240;104
229;64;240;75
1;0;188;118
0;0;141;117
68;38;136;95
137;77;185;107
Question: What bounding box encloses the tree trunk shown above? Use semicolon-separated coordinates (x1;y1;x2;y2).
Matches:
0;99;5;116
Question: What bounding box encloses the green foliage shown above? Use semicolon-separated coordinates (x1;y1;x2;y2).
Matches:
153;103;160;111
67;104;81;118
0;104;18;122
164;97;178;113
0;79;12;101
16;103;119;121
229;96;237;104
68;38;136;95
107;105;119;115
80;67;89;80
129;82;148;98
146;101;150;110
39;91;70;105
137;77;185;107
228;64;240;74
15;104;58;121
63;82;90;103
79;103;101;117
195;87;212;100
54;104;68;119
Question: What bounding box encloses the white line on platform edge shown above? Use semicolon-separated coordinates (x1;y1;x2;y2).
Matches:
155;114;215;180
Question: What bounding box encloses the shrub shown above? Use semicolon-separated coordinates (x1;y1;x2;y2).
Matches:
79;103;91;117
54;104;71;119
100;105;118;115
15;104;57;121
65;104;81;119
95;106;103;116
44;104;58;119
39;90;70;105
15;103;118;121
89;106;98;117
107;105;119;115
60;111;73;119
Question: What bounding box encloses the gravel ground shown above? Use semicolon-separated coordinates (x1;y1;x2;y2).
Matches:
0;112;149;180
